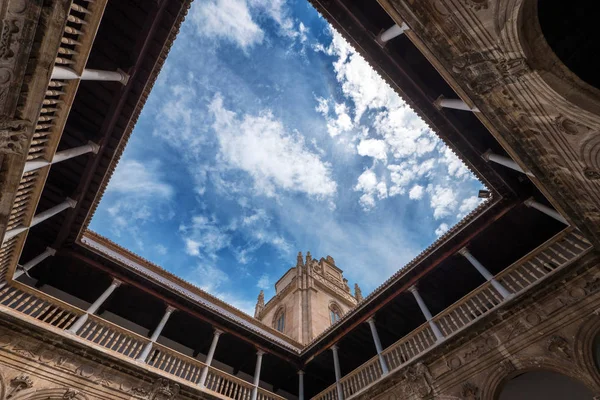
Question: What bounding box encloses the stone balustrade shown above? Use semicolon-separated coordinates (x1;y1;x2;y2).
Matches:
311;228;591;400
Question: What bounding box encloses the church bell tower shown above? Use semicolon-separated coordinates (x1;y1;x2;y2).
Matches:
254;252;362;344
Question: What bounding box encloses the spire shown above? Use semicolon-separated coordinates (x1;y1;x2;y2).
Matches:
306;251;312;264
254;290;265;318
297;251;304;267
354;284;363;302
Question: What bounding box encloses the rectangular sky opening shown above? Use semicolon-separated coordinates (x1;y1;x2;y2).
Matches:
89;0;485;315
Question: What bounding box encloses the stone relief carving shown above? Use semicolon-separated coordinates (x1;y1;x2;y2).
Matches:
460;0;489;11
403;362;433;398
0;118;30;155
461;382;480;400
0;326;155;399
7;374;33;398
150;378;180;400
547;335;572;360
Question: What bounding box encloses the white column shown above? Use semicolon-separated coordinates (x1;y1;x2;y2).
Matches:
298;370;305;400
408;286;444;342
3;198;77;243
251;350;265;400
52;66;129;84
366;317;389;375
68;278;122;334
198;328;223;387
524;198;568;225
458;248;512;299
434;95;479;112
378;22;409;43
482;150;534;177
14;247;56;280
137;305;176;362
23;142;100;173
331;345;344;400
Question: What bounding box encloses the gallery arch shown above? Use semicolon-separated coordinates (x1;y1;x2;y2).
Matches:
497;371;593;400
537;1;599;90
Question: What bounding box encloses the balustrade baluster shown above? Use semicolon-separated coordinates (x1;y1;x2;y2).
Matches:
116;336;132;355
95;326;112;345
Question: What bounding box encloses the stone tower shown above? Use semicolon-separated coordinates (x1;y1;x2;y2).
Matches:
255;252;362;344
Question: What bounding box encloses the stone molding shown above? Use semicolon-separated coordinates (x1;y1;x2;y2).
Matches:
378;0;600;246
357;253;600;400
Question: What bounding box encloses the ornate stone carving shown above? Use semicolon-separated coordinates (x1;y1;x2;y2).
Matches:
584;168;600;180
0;118;30;155
63;388;81;399
584;277;600;294
497;359;516;375
554;116;592;136
7;374;33;398
150;378;180;400
460;0;488;11
0;19;20;60
547;335;571;359
403;362;432;398
461;382;480;400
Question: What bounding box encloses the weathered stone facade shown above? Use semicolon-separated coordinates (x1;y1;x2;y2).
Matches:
378;0;600;247
353;252;600;399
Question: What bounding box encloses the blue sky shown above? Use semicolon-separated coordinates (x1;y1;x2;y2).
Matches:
90;0;484;315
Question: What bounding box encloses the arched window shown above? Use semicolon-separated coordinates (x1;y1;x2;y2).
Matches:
273;308;285;332
329;303;342;325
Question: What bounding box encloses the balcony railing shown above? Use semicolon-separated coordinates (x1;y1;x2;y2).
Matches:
312;228;591;400
0;282;285;400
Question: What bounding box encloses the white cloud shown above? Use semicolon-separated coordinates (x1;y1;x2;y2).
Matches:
357;139;387;161
408;185;424;200
181;215;231;260
435;223;449;236
104;159;174;249
256;274;271;290
387;160;435;196
355;169;387;211
457;195;482;219
427;185;458;219
440;147;471;179
191;0;264;49
209;94;337;199
107;160;173;199
155;244;168;255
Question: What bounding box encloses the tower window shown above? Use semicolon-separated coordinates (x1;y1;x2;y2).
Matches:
329;303;342;325
274;309;285;332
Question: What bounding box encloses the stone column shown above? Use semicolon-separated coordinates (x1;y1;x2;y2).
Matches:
298;370;305;400
434;95;479;112
525;198;568;225
482;150;534;176
68;278;122;334
378;22;409;43
251;350;265;400
458;248;512;299
198;328;223;387
52;66;129;84
408;286;444;342
13;247;56;280
366;317;389;375
137;305;176;362
23;142;100;173
3;198;77;243
331;344;344;400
